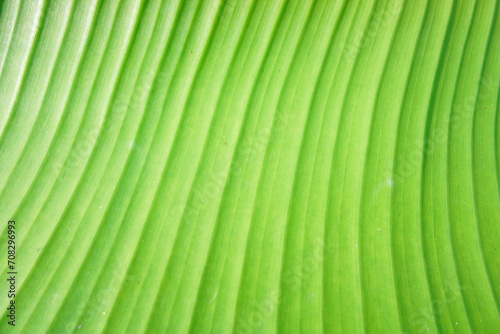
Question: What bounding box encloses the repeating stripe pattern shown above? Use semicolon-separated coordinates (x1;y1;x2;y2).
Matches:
0;0;499;333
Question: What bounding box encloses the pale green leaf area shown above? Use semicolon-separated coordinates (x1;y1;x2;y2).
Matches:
0;0;499;333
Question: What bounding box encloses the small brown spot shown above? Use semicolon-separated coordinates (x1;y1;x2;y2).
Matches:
137;281;140;285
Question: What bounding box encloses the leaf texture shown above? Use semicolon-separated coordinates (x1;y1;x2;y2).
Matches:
0;0;499;333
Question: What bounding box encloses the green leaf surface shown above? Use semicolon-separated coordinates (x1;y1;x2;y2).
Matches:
0;0;499;333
